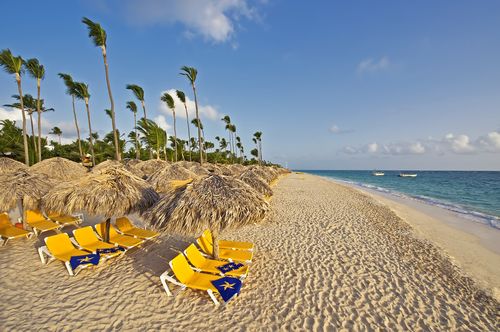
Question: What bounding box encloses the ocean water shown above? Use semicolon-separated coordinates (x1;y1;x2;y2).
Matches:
300;170;500;229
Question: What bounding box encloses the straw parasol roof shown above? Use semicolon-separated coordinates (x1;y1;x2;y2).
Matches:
147;164;197;193
227;163;246;176
0;169;52;213
143;174;270;234
92;159;143;177
176;161;196;169
122;158;142;168
43;167;159;218
188;164;210;176
247;166;275;183
239;170;273;197
216;164;233;176
0;157;28;175
132;159;169;178
30;157;88;181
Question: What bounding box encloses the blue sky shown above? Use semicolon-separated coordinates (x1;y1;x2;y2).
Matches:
1;0;499;170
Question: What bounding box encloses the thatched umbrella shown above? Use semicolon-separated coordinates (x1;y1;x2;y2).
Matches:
43;167;159;241
239;170;273;197
176;160;196;169
92;159;143;177
132;159;169;178
0;157;28;175
227;163;246;176
248;166;275;183
188;164;210;176
122;158;142;168
147;164;197;193
216;164;234;176
30;157;88;181
143;174;270;258
0;169;52;228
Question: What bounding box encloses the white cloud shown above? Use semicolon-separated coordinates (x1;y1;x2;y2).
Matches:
158;89;221;121
0;107;23;122
329;124;353;134
123;0;259;43
357;56;390;74
154;115;172;132
342;130;500;156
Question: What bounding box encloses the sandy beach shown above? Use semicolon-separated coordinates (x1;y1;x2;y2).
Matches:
1;172;498;330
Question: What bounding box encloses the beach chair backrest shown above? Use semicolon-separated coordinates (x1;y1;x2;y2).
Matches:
170;254;195;284
45;233;76;255
26;210;45;222
74;226;100;246
202;229;214;244
0;213;11;228
95;222;119;239
115;217;133;232
197;235;213;255
184;244;207;268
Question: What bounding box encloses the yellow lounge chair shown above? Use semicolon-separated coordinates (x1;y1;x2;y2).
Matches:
197;235;253;264
95;222;144;249
38;233;96;276
115;217;159;240
0;213;33;245
25;210;62;235
202;229;254;251
48;212;83;227
184;244;248;278
73;226;124;259
160;253;237;305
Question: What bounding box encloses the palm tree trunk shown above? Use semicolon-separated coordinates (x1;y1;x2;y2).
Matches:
141;100;153;160
36;79;42;162
84;98;96;166
183;102;191;162
104;217;111;242
58;134;61;145
259;140;262;165
192;85;203;164
29;112;37;159
17;198;26;229
16;76;30;166
101;48;120;161
71;96;83;160
134;113;140;159
173;111;178;162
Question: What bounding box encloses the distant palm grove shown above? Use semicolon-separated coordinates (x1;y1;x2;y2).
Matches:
0;17;269;167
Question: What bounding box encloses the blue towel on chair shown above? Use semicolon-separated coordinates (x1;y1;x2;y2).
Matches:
216;262;244;274
211;276;242;303
69;253;100;270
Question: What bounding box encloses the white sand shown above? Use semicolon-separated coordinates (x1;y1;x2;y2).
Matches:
0;172;498;330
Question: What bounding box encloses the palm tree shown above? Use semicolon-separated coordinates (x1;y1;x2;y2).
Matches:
126;101;140;159
58;73;83;159
161;92;178;162
253;131;263;165
24;58;45;162
6;94;37;159
82;17;120;161
176;90;191;161
180;66;203;164
136;118;166;160
221;115;233;156
229;124;237;161
126;84;147;120
0;49;29;165
73;81;95;166
50;127;62;145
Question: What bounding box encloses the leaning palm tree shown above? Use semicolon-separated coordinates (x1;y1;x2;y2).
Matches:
253;131;263;165
73;82;95;166
180;66;203;164
176;90;191;161
221;115;233;156
161;92;178;162
50;127;62;145
5;94;38;159
126;101;140;159
0;49;29;165
82;17;120;161
58;73;83;159
126;84;147;120
24;58;45;162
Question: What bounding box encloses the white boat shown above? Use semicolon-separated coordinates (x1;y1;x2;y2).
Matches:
372;171;385;176
398;173;417;178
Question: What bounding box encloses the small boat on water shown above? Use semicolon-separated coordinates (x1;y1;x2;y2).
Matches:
398;173;417;178
372;171;385;176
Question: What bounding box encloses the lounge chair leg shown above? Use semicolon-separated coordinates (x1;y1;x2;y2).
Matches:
3;238;8;246
207;290;220;306
160;271;173;296
65;261;75;276
38;247;46;264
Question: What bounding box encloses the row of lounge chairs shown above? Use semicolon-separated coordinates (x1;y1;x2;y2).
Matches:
161;230;254;306
38;219;159;276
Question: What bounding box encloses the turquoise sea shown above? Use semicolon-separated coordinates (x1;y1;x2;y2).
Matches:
300;170;500;229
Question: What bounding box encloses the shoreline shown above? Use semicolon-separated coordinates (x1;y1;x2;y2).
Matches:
317;174;500;301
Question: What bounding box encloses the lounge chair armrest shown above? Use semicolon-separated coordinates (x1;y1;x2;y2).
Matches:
160;270;185;296
70;237;84;249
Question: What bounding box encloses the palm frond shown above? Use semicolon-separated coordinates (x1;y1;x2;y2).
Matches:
161;92;175;110
176;90;186;103
82;17;107;47
0;49;23;75
126;101;137;113
126;84;144;101
179;66;197;84
23;58;45;80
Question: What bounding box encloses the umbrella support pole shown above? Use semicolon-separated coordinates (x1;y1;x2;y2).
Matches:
105;217;111;243
17;198;26;229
